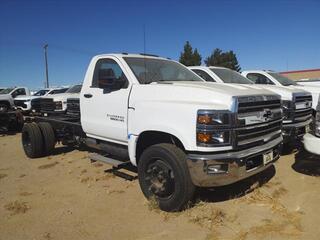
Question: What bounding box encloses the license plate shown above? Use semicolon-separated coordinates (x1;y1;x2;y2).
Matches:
263;151;273;165
305;125;310;133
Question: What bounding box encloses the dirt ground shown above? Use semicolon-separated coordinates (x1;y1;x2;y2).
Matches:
1;133;320;240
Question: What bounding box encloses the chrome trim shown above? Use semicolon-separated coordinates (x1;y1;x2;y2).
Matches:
238;130;281;145
188;136;283;161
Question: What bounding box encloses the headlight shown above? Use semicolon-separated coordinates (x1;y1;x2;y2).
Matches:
197;131;231;146
24;99;31;102
197;110;231;126
197;110;233;147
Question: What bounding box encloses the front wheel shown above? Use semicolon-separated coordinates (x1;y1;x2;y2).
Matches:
138;143;195;212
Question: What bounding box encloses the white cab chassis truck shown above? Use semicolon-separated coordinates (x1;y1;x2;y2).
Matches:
189;66;313;146
303;96;320;155
22;54;283;211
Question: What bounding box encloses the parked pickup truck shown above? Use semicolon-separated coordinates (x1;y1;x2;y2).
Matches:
14;88;68;113
189;66;313;146
0;87;31;112
241;70;320;115
21;53;283;211
303;96;320;155
39;85;82;115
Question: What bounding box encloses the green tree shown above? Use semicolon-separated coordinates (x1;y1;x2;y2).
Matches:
205;48;241;72
179;41;202;66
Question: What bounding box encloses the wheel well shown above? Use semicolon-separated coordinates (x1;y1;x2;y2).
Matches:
136;131;185;163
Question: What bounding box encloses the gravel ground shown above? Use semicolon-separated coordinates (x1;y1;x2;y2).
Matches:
0;133;320;240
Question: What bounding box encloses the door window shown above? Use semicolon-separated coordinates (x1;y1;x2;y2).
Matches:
12;88;26;97
247;73;274;85
192;69;215;82
92;59;128;90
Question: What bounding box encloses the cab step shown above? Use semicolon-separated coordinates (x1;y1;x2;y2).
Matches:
89;153;129;167
89;153;137;181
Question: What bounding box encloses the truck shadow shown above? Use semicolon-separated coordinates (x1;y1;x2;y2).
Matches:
292;149;320;176
196;165;276;203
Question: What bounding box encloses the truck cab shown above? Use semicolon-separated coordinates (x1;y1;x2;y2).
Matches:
0;87;30;112
189;66;313;146
22;54;283;211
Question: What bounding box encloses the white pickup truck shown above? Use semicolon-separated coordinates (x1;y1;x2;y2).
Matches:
189;66;313;146
14;88;68;113
38;85;82;114
241;70;320;115
303;96;320;155
21;53;283;211
0;87;31;112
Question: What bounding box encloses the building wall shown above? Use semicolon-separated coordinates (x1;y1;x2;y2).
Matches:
280;69;320;80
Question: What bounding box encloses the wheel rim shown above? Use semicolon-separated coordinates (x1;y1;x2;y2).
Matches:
22;131;32;152
145;159;175;199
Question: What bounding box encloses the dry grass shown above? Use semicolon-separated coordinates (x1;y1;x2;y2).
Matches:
19;192;32;196
0;173;8;179
38;162;59;169
93;162;103;168
272;187;288;198
4;200;30;215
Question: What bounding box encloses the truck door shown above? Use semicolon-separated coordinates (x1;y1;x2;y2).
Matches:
81;58;131;144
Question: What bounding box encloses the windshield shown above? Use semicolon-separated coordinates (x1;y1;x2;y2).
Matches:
210;68;253;84
66;85;82;93
124;57;203;84
33;90;49;96
268;72;297;86
0;88;14;94
48;88;68;94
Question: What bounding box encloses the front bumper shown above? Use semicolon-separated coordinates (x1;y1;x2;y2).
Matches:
186;137;282;187
282;119;312;144
303;133;320;155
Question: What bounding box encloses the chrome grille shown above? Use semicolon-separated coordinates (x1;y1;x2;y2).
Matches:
235;95;282;149
31;98;41;112
293;94;312;123
40;98;55;112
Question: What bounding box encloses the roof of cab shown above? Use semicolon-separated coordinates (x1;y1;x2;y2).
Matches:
94;53;169;60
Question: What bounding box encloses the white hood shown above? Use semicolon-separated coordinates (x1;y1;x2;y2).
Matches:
242;84;309;101
131;81;280;111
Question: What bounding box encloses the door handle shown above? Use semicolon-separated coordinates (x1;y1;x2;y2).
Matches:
84;93;93;98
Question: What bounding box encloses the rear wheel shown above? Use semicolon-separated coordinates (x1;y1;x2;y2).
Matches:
21;123;44;158
38;122;56;155
138;143;195;212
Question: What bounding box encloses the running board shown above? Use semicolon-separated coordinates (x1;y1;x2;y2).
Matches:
89;153;137;181
89;153;129;167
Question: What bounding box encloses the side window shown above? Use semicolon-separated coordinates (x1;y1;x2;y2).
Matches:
192;69;215;82
12;88;26;97
247;73;274;85
92;59;128;90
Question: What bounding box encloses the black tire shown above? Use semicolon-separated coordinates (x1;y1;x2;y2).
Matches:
138;143;195;212
38;122;56;155
21;123;44;158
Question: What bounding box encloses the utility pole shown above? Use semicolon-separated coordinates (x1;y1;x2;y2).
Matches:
43;44;49;88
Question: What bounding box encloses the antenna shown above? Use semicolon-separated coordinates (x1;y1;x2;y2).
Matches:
143;24;147;83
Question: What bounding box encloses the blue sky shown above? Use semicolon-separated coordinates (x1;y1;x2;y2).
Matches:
1;0;319;89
